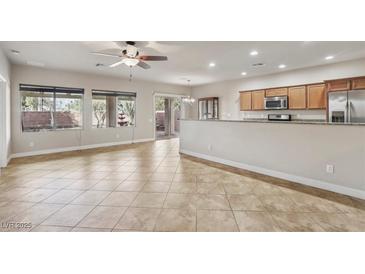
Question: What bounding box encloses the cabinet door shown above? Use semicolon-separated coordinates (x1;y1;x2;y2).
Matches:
252;90;265;110
288;86;306;109
307;84;326;109
326;79;350;92
265;87;288;97
352;77;365;90
240;92;252;110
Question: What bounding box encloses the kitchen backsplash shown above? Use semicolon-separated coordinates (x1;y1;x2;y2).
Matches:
240;109;326;121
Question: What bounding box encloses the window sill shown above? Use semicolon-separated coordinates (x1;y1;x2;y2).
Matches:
22;127;83;133
91;126;136;129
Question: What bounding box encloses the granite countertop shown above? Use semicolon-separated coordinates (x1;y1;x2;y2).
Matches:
181;119;365;126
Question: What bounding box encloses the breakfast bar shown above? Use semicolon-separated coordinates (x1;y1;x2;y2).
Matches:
180;119;365;199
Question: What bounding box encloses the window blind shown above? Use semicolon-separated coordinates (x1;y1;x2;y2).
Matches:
92;89;136;97
20;84;84;94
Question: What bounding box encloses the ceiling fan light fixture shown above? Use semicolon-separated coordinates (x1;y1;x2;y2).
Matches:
124;58;139;67
126;45;138;58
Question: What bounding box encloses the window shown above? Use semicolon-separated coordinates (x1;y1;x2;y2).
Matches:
92;90;136;128
20;84;83;132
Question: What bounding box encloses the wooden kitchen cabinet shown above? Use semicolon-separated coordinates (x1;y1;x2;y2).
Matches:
351;77;365;90
240;92;252;110
307;84;326;109
265;87;288;97
251;90;265;110
288;86;306;109
326;79;351;92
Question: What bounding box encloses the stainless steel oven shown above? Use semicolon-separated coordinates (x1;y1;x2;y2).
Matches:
264;96;288;110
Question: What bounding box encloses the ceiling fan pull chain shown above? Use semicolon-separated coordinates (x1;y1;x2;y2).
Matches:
129;66;132;82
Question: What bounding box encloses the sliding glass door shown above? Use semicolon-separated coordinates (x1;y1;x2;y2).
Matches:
155;96;181;139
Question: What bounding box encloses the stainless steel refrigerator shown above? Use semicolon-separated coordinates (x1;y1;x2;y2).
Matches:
328;90;365;123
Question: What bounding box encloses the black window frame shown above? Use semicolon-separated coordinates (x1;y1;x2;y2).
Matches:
91;89;137;128
20;84;84;132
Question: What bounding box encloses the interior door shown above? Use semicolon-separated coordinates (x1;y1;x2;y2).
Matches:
0;81;6;168
348;90;365;123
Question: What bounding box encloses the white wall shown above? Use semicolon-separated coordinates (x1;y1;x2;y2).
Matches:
11;65;190;156
180;120;365;199
190;58;365;120
0;48;11;167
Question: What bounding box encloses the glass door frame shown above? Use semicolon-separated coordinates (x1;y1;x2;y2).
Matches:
153;92;186;140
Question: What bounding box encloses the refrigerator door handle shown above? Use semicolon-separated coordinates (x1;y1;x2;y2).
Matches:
347;101;352;123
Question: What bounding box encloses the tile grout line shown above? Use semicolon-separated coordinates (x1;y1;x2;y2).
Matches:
152;151;178;232
3;139;365;232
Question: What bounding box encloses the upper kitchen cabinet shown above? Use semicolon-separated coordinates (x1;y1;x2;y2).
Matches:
265;87;288;97
326;79;351;92
288;86;306;109
307;84;326;109
252;90;265;110
351;77;365;90
240;92;252;111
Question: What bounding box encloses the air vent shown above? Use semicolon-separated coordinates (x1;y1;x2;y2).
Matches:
252;63;266;67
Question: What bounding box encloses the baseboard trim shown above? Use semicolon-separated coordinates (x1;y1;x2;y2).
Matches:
180;149;365;200
10;138;154;159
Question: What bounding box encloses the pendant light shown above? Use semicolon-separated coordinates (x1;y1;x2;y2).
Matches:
182;79;196;104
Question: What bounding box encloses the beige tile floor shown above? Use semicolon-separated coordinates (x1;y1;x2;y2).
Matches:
1;138;365;232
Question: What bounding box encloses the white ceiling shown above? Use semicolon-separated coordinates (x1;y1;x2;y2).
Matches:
1;41;365;86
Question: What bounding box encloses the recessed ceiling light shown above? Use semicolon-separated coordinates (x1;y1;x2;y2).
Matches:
241;72;247;76
250;50;258;56
325;55;334;60
11;49;20;55
278;64;286;69
27;61;45;67
209;62;216;67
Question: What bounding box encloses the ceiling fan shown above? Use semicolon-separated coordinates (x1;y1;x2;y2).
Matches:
90;41;168;69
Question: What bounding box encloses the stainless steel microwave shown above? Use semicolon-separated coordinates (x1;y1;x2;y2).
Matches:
264;96;288;110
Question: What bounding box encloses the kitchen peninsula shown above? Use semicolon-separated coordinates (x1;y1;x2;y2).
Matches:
180;119;365;199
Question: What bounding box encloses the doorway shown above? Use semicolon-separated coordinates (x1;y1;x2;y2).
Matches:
0;78;7;168
154;95;182;140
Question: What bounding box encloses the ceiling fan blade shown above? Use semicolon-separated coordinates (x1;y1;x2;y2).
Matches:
114;41;126;48
138;55;168;61
137;61;151;69
109;60;125;68
90;52;122;58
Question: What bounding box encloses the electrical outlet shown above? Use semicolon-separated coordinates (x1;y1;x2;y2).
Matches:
208;144;212;151
326;164;334;174
29;141;34;147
